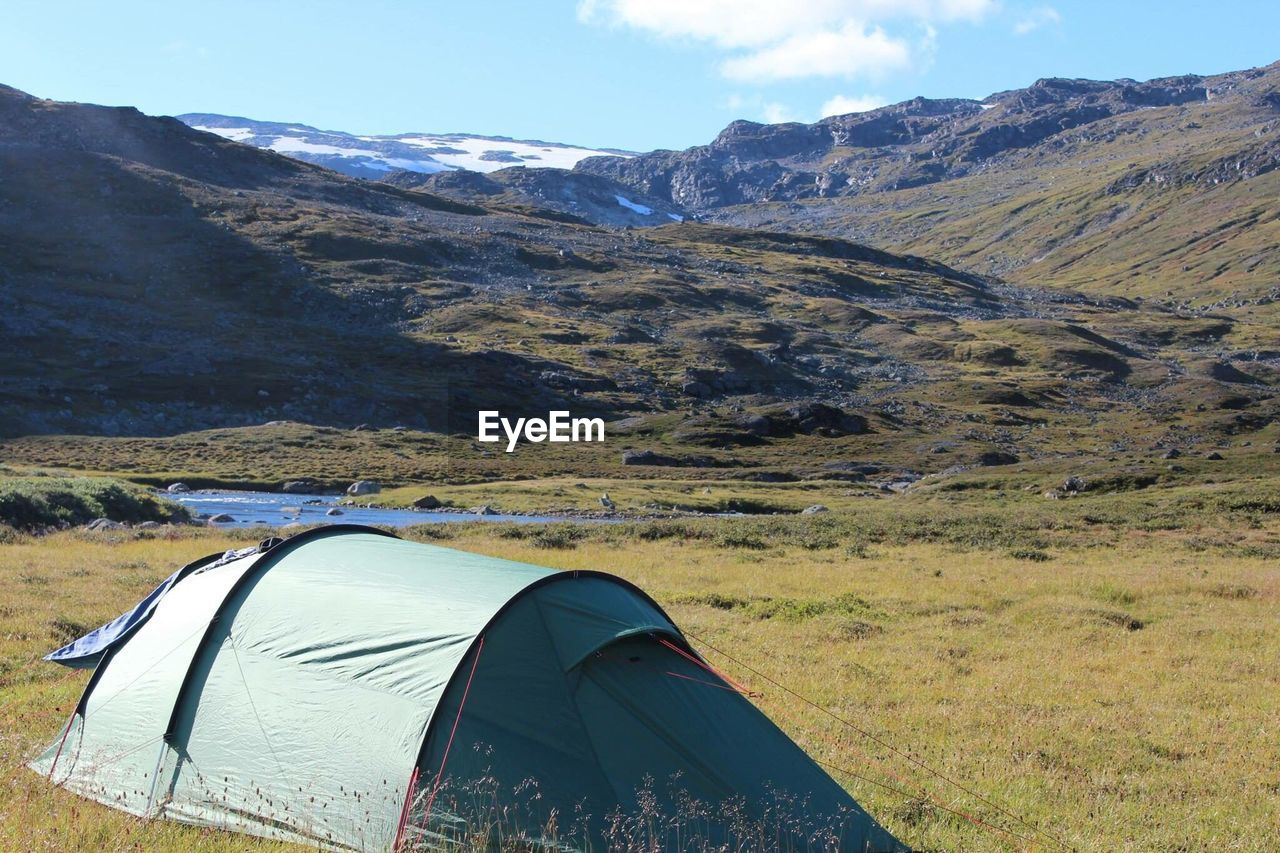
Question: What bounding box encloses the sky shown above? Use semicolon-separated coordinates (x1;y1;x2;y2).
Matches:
2;1;1278;152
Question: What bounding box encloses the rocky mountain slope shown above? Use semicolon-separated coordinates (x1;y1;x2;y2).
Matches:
1;83;1276;487
382;167;689;228
576;62;1280;309
179;113;632;179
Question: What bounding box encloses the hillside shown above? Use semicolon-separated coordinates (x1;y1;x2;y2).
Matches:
0;82;1277;493
382;166;690;228
576;62;1280;310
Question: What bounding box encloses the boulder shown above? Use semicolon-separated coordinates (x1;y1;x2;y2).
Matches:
472;505;498;515
281;478;324;494
346;480;381;496
775;403;868;437
977;451;1020;467
681;380;712;399
135;521;161;530
1205;451;1224;460
1061;476;1088;494
412;495;443;510
622;449;680;466
1161;448;1182;459
207;513;235;524
736;414;772;437
86;517;124;531
166;482;190;494
801;505;830;514
325;508;344;517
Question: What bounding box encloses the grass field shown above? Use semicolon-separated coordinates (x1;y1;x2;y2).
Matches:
1;483;1277;851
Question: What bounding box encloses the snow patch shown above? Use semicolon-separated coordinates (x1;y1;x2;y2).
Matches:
180;115;631;176
667;213;684;222
398;135;623;172
191;126;256;142
615;195;653;215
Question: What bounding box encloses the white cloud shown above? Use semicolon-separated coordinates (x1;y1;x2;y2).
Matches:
720;22;909;82
821;93;889;117
578;0;994;81
761;102;803;123
1013;5;1061;35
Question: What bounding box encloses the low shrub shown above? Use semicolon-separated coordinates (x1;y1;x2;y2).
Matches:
0;477;190;531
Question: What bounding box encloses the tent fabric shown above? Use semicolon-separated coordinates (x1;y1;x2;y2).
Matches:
44;545;267;668
31;525;903;852
43;566;187;669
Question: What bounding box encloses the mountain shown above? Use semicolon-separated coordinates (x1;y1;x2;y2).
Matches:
1;82;1276;488
575;62;1280;309
178;114;686;227
178;113;633;179
382;167;690;228
0;83;988;440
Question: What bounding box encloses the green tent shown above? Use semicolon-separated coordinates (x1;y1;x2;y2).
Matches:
33;525;903;851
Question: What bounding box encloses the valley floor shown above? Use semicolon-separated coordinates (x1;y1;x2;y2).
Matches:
1;489;1277;850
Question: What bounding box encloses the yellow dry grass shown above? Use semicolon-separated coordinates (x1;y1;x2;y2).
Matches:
1;514;1277;851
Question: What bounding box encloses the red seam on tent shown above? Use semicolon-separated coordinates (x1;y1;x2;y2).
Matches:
393;766;419;852
46;710;76;780
420;634;485;832
662;670;749;693
684;631;1069;851
657;637;755;696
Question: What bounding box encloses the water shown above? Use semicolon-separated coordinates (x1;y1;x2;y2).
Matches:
168;490;580;528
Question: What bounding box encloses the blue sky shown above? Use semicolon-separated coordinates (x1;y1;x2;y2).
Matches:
2;1;1277;152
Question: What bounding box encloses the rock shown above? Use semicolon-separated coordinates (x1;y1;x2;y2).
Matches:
1161;448;1182;459
281;478;323;494
772;403;867;437
977;451;1020;466
412;495;443;510
681;380;712;399
741;471;798;483
736;414;771;437
325;508;344;516
86;517;124;530
166;482;190;494
207;513;235;524
1042;489;1062;500
346;480;381;496
1061;476;1088;494
135;521;161;530
472;505;497;515
1205;451;1224;460
352;423;371;431
801;505;830;514
622;449;680;466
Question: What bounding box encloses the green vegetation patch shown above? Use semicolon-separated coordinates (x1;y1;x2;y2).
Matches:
0;477;188;531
